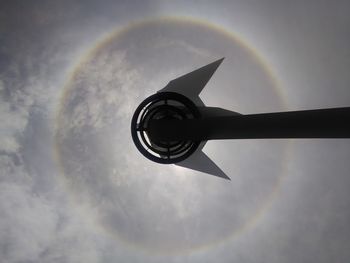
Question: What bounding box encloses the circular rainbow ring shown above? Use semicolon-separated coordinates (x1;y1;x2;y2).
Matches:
54;16;291;255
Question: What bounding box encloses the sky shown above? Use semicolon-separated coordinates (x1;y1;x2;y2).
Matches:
1;0;350;262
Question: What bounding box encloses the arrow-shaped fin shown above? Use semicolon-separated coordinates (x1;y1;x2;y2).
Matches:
159;58;224;106
176;149;230;180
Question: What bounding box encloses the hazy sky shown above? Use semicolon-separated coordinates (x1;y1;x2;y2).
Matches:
1;1;350;262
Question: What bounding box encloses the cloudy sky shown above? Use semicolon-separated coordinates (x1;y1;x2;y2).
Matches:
1;0;350;262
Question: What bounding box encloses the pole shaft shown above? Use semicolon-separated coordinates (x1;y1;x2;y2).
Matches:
148;107;350;141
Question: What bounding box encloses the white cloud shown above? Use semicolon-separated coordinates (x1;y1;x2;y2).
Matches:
154;37;214;59
0;183;57;262
0;94;28;153
0;22;109;263
0;152;107;263
0;79;4;91
60;50;142;133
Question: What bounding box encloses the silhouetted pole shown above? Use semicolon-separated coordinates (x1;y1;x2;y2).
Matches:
149;107;350;141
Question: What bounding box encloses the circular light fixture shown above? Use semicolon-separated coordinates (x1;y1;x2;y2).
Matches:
131;92;201;163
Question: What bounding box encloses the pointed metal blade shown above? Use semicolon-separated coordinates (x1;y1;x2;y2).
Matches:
159;58;224;106
176;149;230;180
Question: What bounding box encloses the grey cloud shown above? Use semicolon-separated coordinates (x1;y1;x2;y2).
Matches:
0;152;110;263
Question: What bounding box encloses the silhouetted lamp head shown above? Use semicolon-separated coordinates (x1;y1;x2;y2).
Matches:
130;58;350;180
130;58;232;180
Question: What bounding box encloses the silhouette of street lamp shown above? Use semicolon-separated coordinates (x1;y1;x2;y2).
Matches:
131;58;350;179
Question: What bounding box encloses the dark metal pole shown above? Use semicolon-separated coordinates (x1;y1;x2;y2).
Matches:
149;107;350;141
